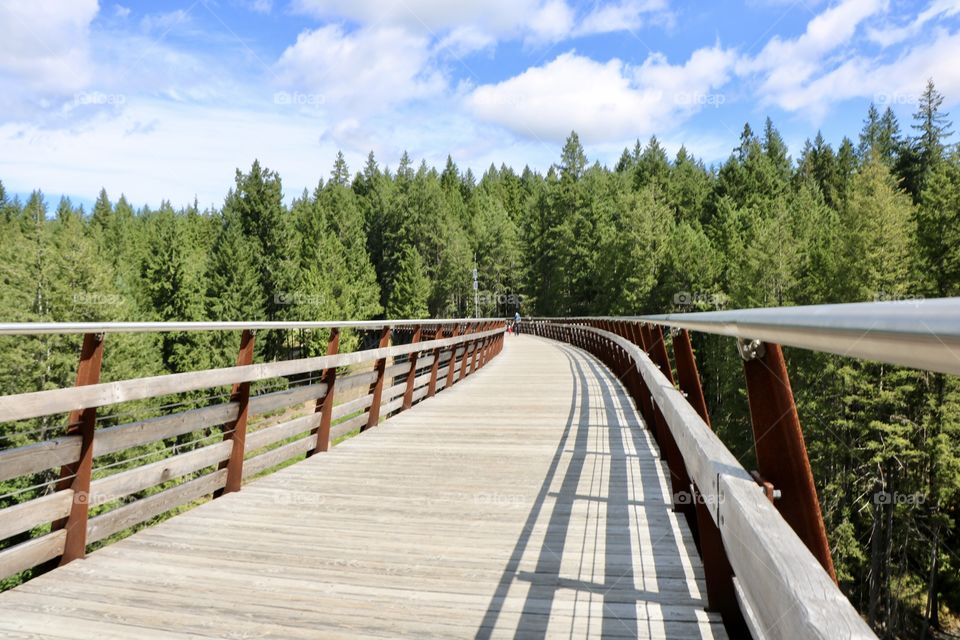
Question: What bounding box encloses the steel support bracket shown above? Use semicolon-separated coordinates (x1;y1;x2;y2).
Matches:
737;337;765;361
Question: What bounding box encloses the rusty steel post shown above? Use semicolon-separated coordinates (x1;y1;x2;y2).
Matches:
216;329;256;496
52;332;105;565
458;323;475;382
628;322;660;445
673;330;710;424
427;326;445;398
742;341;837;582
480;322;494;367
642;325;697;534
445;324;462;388
310;328;340;455
363;326;392;431
468;323;482;375
672;329;746;632
402;325;423;410
624;323;654;416
616;322;644;406
636;324;665;448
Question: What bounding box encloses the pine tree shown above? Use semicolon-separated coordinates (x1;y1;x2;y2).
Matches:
667;146;712;224
141;208;209;373
858;104;902;166
840;157;915;300
899;79;954;201
386;245;430;318
330;151;350;187
915;157;960;297
90;188;113;236
762;117;792;183
315;162;381;321
206;206;264;362
634;136;671;192
559;131;587;181
353;151;394;309
225;161;297;358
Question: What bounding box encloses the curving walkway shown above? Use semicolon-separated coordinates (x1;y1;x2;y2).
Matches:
0;335;725;639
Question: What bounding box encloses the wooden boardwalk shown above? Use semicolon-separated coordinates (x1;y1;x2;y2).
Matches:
0;335;725;639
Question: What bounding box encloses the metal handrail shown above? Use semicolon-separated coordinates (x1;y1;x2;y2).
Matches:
525;320;877;639
0;318;507;336
534;297;960;376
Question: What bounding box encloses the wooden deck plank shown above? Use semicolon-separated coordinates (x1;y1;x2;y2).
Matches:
0;335;725;639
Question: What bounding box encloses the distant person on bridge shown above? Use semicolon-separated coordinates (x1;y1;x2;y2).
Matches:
513;310;521;334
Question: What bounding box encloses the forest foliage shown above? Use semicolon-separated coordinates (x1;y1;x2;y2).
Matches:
1;80;959;637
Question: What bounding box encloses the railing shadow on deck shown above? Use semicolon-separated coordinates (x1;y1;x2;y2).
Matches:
477;339;704;639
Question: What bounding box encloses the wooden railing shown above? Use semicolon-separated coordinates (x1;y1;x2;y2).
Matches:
520;311;895;640
0;319;506;584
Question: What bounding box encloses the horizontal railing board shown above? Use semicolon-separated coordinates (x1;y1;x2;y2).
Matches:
0;530;66;581
331;394;373;421
0;329;502;423
412;371;433;389
0;319;506;336
95;403;240;459
248;383;327;417
0;436;82;483
328;414;366;442
241;435;316;480
411;386;429;403
86;469;227;545
336;370;378;395
0;490;74;542
541;323;876;640
380;398;403;417
89;441;233;506
384;361;412;380
244;414;321;454
733;577;766;640
718;472;874;639
3;401;240;485
383;381;407;401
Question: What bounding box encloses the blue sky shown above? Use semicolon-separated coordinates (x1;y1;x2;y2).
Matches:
1;0;959;210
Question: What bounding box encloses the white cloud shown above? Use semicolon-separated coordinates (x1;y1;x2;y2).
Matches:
777;28;960;114
0;0;99;93
435;26;497;56
738;0;960;118
275;25;446;116
114;5;132;19
246;0;273;14
867;0;960;46
291;0;671;45
140;10;193;34
737;0;885;115
575;0;672;36
292;0;544;34
526;0;575;44
467;46;736;142
0;97;546;209
742;0;886;78
0;100;334;208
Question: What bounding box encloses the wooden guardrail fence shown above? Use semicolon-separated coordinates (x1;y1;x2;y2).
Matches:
0;319;506;584
521;314;885;640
